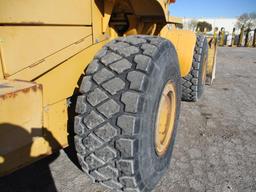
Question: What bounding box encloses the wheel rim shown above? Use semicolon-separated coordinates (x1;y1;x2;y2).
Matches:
155;81;176;157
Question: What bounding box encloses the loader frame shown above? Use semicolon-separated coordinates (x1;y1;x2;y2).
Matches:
0;0;215;175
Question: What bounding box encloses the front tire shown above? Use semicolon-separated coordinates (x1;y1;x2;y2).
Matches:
74;35;181;191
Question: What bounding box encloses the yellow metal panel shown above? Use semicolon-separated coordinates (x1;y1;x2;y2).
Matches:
102;0;116;33
92;0;111;43
0;0;91;25
168;16;183;25
43;100;69;150
157;0;171;21
92;0;103;43
206;41;217;85
161;27;196;77
36;40;108;106
0;26;92;78
130;0;167;18
0;55;4;79
0;40;109;177
0;80;40;96
0;80;47;176
11;35;93;81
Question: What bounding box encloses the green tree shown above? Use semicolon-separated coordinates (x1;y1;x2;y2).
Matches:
236;12;256;29
196;21;212;32
188;19;198;31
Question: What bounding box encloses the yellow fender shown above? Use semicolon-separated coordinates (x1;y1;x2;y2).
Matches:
160;26;196;77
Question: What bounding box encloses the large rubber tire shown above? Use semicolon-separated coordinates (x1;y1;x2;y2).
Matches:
74;35;181;192
181;35;208;102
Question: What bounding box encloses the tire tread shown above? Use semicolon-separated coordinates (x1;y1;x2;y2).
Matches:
181;35;208;101
75;36;174;191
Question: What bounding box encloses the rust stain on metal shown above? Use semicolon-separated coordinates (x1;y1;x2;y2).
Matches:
32;84;43;92
21;87;32;94
4;73;11;78
0;92;18;100
0;84;42;100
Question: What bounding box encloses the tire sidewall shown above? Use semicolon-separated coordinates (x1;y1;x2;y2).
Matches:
138;42;181;190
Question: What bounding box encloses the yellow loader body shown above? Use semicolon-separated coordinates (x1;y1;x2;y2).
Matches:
0;0;216;176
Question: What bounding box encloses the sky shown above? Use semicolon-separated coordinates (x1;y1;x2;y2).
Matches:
169;0;256;18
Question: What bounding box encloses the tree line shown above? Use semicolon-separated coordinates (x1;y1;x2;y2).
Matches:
187;12;256;33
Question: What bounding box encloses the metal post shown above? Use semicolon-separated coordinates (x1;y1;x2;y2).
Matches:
245;28;251;47
253;29;256;47
232;28;236;46
213;27;218;47
219;27;225;46
238;26;244;47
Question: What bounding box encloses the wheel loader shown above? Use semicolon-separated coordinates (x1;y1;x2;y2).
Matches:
0;0;217;191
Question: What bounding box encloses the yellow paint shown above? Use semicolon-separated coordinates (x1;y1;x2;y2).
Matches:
206;39;218;85
219;29;225;46
125;15;141;35
102;0;116;33
30;138;50;158
239;27;245;47
43;100;69;150
0;26;92;78
0;156;4;164
0;80;45;176
157;0;170;20
0;80;72;175
130;0;167;18
161;26;196;77
0;48;3;79
11;35;93;81
0;0;214;176
168;16;183;25
232;29;236;46
36;40;108;106
0;0;112;175
155;81;176;157
109;27;119;40
0;0;91;25
92;0;106;43
143;23;157;35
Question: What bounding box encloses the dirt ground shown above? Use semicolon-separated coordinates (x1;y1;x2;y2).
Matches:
1;47;256;192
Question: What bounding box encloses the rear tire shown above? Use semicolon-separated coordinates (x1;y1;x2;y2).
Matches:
74;35;181;191
181;35;208;102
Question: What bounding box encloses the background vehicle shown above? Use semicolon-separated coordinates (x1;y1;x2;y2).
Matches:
0;0;217;191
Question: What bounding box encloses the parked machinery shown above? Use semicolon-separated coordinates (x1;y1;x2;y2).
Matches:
0;0;217;191
238;25;245;47
254;29;256;47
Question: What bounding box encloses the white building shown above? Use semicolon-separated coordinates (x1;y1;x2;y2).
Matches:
183;18;238;34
